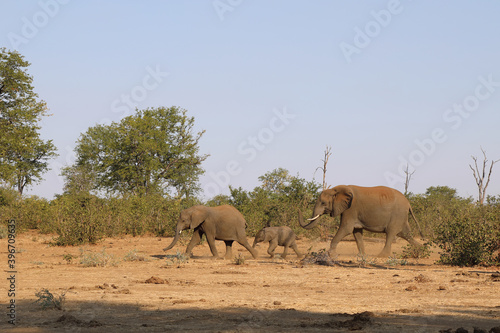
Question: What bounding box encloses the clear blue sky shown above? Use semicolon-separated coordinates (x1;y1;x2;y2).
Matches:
1;0;499;200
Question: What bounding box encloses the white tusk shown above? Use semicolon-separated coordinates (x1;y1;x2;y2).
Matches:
178;230;182;235
307;215;320;221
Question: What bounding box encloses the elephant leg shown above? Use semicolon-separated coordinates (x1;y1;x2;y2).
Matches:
185;230;202;257
398;221;421;248
224;240;234;259
237;237;259;259
378;228;397;257
328;224;353;258
281;243;289;259
205;234;220;259
267;239;278;258
353;228;365;256
291;241;302;258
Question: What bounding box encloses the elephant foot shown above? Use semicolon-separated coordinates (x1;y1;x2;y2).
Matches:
376;250;391;258
327;250;338;259
207;254;223;260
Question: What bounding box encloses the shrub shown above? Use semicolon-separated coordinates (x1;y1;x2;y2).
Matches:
408;186;474;239
385;257;408;266
399;242;432;260
433;205;500;267
233;253;246;265
50;194;107;246
0;195;51;232
123;249;146;262
34;288;66;310
164;250;189;267
0;223;7;239
62;253;76;264
79;248;120;267
0;187;19;206
301;249;337;266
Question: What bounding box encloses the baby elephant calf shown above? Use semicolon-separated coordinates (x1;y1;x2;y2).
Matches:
252;226;302;259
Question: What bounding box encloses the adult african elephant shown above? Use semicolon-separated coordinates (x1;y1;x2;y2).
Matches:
163;205;258;259
298;185;424;258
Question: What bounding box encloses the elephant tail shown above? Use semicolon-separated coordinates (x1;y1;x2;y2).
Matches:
409;207;425;239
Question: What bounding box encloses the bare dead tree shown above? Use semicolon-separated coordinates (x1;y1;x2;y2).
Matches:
469;147;499;205
403;164;415;196
315;146;332;191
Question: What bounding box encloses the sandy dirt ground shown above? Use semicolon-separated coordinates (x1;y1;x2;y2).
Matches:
1;230;500;332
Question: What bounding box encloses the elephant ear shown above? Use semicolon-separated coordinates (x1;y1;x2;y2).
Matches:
257;229;267;241
331;186;353;217
189;207;208;229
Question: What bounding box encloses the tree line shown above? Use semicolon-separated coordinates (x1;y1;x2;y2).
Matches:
1;48;499;266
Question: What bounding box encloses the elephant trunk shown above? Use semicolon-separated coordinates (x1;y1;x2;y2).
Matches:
163;227;182;252
298;209;321;230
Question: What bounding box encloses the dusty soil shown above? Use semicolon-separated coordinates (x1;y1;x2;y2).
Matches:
2;230;500;332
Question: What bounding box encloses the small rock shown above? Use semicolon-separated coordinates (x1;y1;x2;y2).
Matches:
273;301;282;305
56;314;82;325
455;328;468;333
490;326;500;333
473;327;487;333
438;286;447;291
414;274;432;283
405;285;417;291
145;276;167;284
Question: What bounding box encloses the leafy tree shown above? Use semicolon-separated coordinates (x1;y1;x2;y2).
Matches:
60;164;97;196
424;185;459;200
69;106;207;197
229;168;320;234
258;167;320;203
408;186;473;238
258;168;291;194
0;48;57;195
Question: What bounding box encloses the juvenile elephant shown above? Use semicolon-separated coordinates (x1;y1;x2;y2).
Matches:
163;205;258;259
252;226;302;259
298;185;424;258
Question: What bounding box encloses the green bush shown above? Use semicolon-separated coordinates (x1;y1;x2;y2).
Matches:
408;186;474;239
0;187;19;206
0;194;51;232
45;193;182;246
398;242;432;260
0;223;7;239
50;194;108;246
210;170;321;238
433;205;500;267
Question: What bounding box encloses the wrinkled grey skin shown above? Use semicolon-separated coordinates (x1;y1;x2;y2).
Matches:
252;226;302;259
163;205;258;259
299;185;424;258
